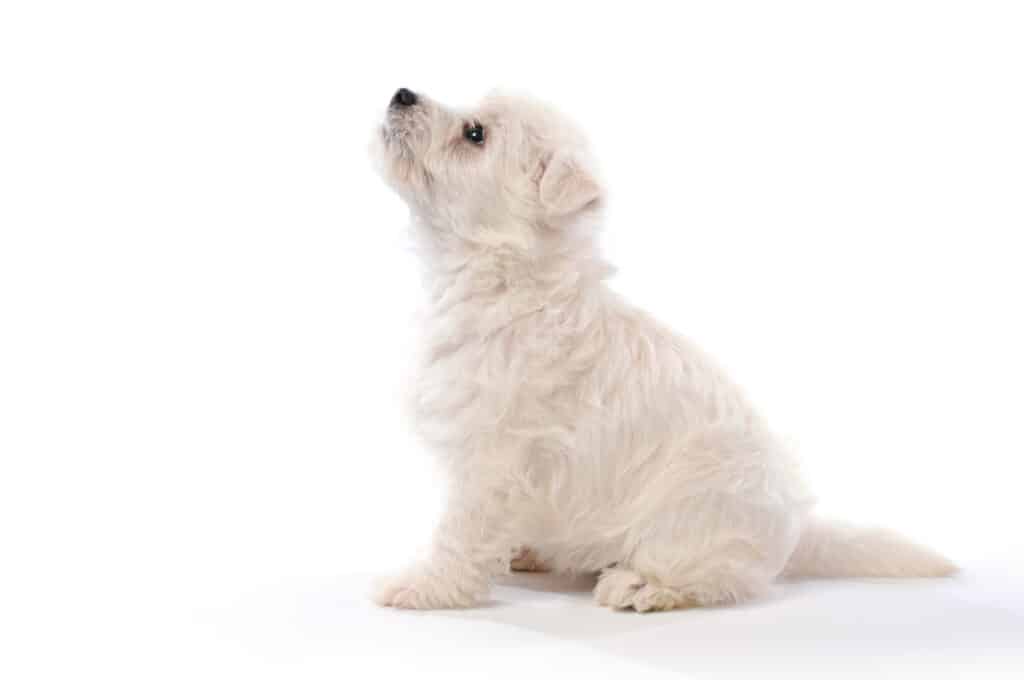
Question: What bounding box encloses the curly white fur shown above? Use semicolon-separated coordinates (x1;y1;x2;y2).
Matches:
369;89;957;612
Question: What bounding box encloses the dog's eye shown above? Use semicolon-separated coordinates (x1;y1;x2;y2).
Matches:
463;122;485;145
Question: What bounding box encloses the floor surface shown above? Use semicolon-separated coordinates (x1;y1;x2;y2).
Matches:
193;561;1024;679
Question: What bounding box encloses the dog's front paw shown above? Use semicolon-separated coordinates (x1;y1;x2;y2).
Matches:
372;565;482;610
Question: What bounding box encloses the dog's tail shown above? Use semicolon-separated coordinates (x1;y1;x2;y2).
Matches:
782;517;958;579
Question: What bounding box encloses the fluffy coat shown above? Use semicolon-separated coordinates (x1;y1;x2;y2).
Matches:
370;89;956;611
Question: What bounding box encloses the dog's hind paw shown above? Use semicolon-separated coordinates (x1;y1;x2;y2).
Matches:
594;567;698;613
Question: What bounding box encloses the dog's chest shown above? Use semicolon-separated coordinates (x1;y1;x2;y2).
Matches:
410;308;588;458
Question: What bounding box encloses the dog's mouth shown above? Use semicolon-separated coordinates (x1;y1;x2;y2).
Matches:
379;115;398;143
379;109;418;156
372;112;425;194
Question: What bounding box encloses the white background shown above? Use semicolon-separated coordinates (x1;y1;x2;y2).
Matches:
2;1;1022;678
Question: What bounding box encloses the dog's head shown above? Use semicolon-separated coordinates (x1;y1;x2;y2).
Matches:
372;88;603;251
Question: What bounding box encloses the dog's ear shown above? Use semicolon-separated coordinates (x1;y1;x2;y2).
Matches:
537;151;602;218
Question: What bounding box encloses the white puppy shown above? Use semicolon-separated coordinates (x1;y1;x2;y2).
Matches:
370;88;956;611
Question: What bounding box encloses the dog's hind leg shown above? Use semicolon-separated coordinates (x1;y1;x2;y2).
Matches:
594;496;802;612
594;555;774;612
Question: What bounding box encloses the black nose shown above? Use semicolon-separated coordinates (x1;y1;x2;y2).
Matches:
390;87;417;108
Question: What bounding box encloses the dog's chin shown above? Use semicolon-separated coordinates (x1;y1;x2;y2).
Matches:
374;119;397;153
370;122;403;176
369;133;419;208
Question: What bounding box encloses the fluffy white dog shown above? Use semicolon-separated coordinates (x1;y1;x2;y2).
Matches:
370;88;956;611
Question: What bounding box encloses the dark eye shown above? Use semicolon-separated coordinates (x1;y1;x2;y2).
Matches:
463;122;485;145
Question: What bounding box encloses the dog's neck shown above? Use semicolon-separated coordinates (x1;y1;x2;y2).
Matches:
410;211;615;329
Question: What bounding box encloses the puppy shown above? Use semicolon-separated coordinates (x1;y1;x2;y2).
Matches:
370;88;956;611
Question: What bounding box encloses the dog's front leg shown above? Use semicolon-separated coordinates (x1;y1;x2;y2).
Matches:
373;484;514;609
